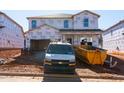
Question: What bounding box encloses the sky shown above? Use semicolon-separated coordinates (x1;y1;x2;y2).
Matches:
1;10;124;32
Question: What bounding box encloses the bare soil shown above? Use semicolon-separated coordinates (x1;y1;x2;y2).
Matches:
0;52;43;75
0;51;124;82
0;49;21;58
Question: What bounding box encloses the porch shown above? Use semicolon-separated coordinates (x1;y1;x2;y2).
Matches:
60;29;102;47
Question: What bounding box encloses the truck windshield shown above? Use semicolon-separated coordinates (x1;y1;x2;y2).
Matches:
47;44;74;55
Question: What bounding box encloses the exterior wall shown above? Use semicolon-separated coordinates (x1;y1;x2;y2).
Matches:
0;14;24;49
92;35;100;47
73;12;98;29
103;23;124;53
28;11;99;30
25;25;61;48
27;11;100;48
29;18;73;30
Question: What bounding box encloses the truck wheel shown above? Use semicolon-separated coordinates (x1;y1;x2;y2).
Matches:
44;68;48;74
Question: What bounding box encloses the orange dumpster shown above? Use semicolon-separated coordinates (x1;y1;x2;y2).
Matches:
74;45;107;65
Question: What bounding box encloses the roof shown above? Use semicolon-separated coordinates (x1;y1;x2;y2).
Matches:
73;10;100;17
27;13;73;19
0;11;24;37
24;24;59;34
105;20;124;31
25;24;102;35
0;12;4;15
27;10;100;19
59;29;103;32
60;29;102;35
0;11;23;30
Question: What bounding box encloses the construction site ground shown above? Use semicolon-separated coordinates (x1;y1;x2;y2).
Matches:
0;51;124;82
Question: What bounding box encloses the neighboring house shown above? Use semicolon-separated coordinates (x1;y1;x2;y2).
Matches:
25;10;102;51
0;12;24;57
103;20;124;53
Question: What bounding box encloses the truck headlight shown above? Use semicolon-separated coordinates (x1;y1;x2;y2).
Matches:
70;59;75;62
69;63;76;66
45;58;51;62
44;58;52;65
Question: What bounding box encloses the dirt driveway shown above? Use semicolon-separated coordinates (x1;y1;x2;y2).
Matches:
0;51;124;82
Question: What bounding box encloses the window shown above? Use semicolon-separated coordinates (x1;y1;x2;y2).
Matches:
47;44;74;55
64;20;69;28
83;18;89;27
31;20;37;29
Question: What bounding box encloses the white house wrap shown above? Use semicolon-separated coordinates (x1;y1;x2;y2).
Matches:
103;20;124;54
0;12;24;58
25;10;102;50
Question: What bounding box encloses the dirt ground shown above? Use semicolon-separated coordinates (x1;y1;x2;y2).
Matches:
0;49;21;58
106;54;124;74
0;51;44;75
0;75;123;82
0;51;124;82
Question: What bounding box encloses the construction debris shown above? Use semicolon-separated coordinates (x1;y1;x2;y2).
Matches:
0;58;7;65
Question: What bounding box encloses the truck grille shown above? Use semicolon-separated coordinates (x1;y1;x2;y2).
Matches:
51;59;69;62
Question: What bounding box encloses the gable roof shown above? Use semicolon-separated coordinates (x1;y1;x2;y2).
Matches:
27;10;100;19
72;10;100;17
25;23;102;35
24;24;59;34
0;11;23;30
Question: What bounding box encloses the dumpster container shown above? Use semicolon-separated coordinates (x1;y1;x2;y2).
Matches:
74;45;107;65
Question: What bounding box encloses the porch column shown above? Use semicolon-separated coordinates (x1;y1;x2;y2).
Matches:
61;34;65;41
73;35;78;45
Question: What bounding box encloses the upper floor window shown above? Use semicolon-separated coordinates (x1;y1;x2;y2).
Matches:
83;18;89;27
64;20;69;28
31;20;37;29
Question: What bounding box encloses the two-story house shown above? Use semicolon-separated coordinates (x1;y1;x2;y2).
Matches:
0;11;24;58
25;10;102;51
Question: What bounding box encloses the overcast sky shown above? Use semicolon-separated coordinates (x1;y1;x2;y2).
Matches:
1;10;124;32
